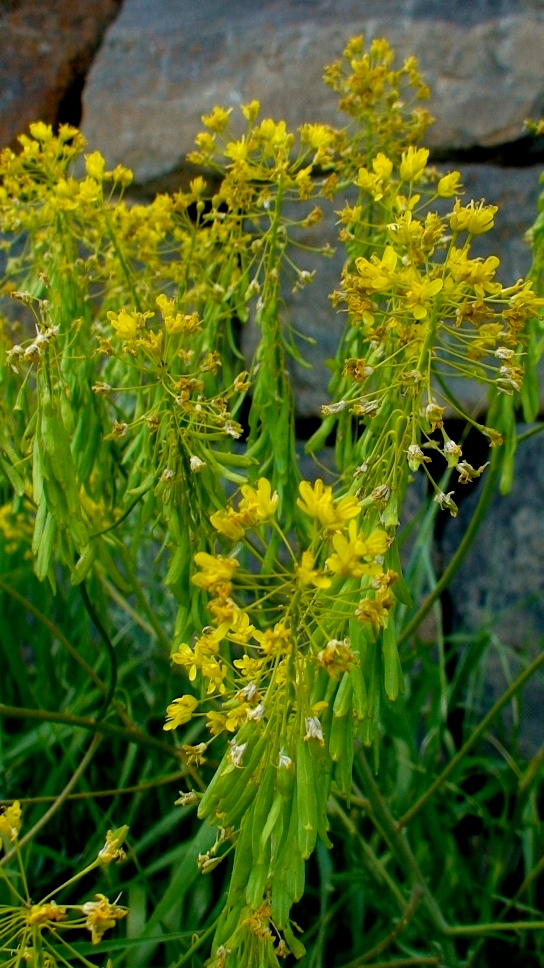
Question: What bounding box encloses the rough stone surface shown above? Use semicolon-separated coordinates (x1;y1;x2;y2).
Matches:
0;0;124;148
438;430;544;751
241;164;543;418
82;0;544;184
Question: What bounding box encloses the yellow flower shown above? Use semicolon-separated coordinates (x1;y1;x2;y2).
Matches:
356;590;393;630
447;249;501;296
450;199;497;235
225;704;250;731
402;269;443;320
29;121;53;142
210;508;246;541
107;308;140;340
206;711;228;736
317;638;355;678
163;694;199;730
85;151;106;181
26;901;67;926
297;479;360;531
172;643;199;681
437;171;462;198
82;894;128;945
325;520;385;578
192;552;239;590
228;609;255;644
0;801;21;843
399;146;429;182
200;657;228;695
241;99;260;122
372;152;393;180
295;550;331;589
355;246;398;291
201;106;232;132
239;478;279;523
254;621;291;657
234;655;264;677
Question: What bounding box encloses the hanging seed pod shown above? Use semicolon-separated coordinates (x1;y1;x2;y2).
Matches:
295;737;318;859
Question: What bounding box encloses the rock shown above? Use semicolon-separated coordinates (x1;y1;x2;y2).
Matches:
0;0;123;149
438;429;544;752
82;0;544;184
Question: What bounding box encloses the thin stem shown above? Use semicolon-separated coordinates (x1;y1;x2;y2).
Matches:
0;703;194;771
0;735;102;869
356;753;459;966
398;451;500;647
169;919;218;968
330;797;407;913
340;887;422;967
398;638;544;828
0;770;187;805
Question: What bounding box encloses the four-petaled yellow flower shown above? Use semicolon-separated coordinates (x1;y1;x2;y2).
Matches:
296;550;331;588
192;552;239;590
239;478;279;522
325;520;387;577
254;621;291;656
399;146;429;183
297;479;360;531
164;694;199;730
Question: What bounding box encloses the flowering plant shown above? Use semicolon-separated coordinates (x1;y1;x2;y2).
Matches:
1;35;543;968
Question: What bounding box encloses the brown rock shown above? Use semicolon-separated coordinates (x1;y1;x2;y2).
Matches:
0;0;124;149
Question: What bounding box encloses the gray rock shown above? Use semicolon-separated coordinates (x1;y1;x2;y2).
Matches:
438;430;544;752
440;430;544;645
82;0;544;183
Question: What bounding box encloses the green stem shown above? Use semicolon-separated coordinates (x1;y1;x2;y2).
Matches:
398;636;544;828
356;752;459;966
0;703;190;768
0;735;101;869
398;450;500;646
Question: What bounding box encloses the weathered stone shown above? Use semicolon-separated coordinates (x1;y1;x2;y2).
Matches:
0;0;124;149
82;0;544;184
438;429;544;752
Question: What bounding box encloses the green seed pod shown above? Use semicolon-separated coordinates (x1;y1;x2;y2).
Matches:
220;777;260;830
35;511;56;582
285;844;306;902
349;663;368;721
333;671;352;718
310;667;329;706
95;537;132;594
283;925;306;960
296;738;317;860
32;439;45;505
388;539;413;607
271;871;291;930
213;897;245;949
71;539;98;586
245;837;271;908
215;736;268;819
382;616;399;702
329;712;348;763
227;803;255;903
32;499;48;558
251;764;276;861
333;714;354;801
259;789;283;863
198;725;261;820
